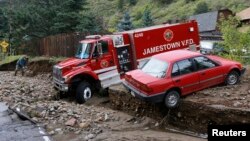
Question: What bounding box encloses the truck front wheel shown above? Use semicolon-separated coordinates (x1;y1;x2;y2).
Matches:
76;81;92;104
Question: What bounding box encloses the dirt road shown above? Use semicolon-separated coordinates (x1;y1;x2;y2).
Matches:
0;71;204;141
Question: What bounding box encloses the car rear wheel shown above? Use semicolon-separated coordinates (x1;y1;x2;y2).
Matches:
225;71;239;85
164;90;180;109
76;81;92;104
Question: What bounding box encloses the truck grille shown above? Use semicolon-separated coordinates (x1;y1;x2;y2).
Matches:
53;66;62;81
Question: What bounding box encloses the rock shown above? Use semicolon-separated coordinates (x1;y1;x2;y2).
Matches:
155;122;159;127
144;127;149;130
126;117;136;122
65;118;77;126
79;122;90;128
74;130;81;134
48;130;55;135
233;101;242;107
202;91;210;96
95;129;103;135
84;133;95;140
177;112;182;118
104;113;109;121
95;116;103;122
55;128;62;132
248;90;250;94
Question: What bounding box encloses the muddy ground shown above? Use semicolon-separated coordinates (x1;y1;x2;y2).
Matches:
0;71;204;141
109;66;250;133
0;65;249;140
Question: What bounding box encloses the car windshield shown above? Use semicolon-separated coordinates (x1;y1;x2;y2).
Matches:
75;43;92;59
141;58;168;78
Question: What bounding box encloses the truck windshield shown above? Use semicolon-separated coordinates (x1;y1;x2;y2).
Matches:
75;43;92;59
141;58;168;78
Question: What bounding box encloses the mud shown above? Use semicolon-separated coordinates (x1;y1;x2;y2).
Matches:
109;66;250;133
0;71;204;141
0;60;17;71
0;57;56;75
0;59;249;140
28;60;54;76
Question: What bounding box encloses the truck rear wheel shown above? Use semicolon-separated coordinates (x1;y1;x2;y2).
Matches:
76;81;92;104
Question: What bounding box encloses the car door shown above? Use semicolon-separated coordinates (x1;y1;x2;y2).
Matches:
193;56;224;90
171;59;200;95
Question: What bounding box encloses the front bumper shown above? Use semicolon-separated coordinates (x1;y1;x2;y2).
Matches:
122;81;165;103
241;67;246;76
53;78;69;92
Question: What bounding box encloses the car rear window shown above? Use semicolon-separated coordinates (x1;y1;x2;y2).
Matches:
141;58;168;78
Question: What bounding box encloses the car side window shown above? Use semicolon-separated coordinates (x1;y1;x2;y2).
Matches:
172;59;194;77
193;56;217;70
171;63;180;77
177;59;194;75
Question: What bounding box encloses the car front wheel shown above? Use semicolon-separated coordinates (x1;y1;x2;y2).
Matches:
76;81;92;104
225;71;239;85
164;90;180;109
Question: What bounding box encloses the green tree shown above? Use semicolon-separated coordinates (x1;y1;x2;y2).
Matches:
142;8;154;27
117;0;124;11
194;1;209;14
0;8;9;39
219;16;250;63
117;12;133;31
76;11;103;34
129;0;137;5
1;0;97;49
157;0;173;4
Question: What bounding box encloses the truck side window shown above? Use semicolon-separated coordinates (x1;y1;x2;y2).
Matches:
99;40;109;54
92;45;98;58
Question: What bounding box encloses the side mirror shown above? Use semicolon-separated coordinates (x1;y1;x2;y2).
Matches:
97;43;103;57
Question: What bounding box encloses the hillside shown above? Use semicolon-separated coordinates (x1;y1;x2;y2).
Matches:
86;0;250;32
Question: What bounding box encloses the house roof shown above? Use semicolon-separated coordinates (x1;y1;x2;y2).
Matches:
236;7;250;21
189;11;218;32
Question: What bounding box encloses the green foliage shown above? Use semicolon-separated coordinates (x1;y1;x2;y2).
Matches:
219;16;250;63
157;0;174;4
142;8;154;27
0;8;8;39
0;55;23;66
117;0;124;11
87;0;250;32
129;0;137;5
117;12;133;31
194;1;209;14
0;0;104;52
185;0;196;3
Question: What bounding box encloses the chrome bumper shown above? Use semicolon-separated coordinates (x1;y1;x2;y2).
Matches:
53;78;69;92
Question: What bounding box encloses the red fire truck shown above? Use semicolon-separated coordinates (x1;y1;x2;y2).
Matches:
53;20;200;103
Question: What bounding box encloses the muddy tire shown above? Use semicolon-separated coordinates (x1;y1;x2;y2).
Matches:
164;90;180;109
225;70;239;85
76;81;92;104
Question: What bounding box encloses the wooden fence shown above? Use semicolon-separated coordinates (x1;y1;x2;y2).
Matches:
19;33;87;57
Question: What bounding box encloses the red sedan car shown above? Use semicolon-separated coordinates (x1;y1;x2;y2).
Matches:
123;50;246;108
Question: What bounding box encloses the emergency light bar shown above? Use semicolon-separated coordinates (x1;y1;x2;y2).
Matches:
85;35;101;39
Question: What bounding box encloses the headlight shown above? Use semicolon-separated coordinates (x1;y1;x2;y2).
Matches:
63;76;70;83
